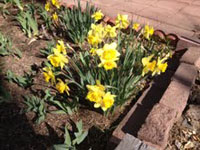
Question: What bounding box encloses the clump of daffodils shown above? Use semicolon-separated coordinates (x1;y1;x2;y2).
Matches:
42;8;172;115
86;80;115;111
43;40;70;95
142;54;169;76
45;0;60;23
45;0;60;11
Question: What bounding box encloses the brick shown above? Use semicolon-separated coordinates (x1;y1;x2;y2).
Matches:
172;63;197;87
138;103;177;149
159;81;191;119
115;134;155;150
180;47;200;65
111;85;153;143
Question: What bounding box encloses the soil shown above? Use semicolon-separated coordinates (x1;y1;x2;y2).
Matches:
166;72;200;150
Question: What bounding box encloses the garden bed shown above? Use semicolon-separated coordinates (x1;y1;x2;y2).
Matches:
0;0;196;150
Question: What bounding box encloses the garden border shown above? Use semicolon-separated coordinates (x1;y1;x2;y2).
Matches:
60;1;200;149
109;41;200;150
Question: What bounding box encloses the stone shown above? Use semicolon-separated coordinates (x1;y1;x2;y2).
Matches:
137;103;177;149
111;85;153;144
115;134;142;150
159;80;191;119
172;63;197;87
115;134;156;150
180;47;200;65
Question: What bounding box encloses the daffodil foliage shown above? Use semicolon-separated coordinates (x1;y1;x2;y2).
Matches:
42;5;173;114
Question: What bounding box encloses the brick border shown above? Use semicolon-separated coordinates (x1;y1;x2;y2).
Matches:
110;46;200;150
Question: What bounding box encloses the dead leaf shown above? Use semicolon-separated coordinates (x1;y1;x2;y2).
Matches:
184;141;194;149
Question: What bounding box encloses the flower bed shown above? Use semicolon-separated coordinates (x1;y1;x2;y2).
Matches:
0;0;181;149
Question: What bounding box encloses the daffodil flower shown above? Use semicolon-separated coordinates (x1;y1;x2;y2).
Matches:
86;81;115;111
97;42;120;70
115;14;129;29
142;54;156;76
53;40;66;55
152;57;168;76
45;2;51;11
98;60;117;70
51;0;60;9
143;25;154;40
87;24;105;47
47;49;69;69
43;67;55;84
105;25;117;38
56;78;70;95
86;80;105;103
92;10;104;22
52;12;58;22
132;23;140;31
101;92;115;111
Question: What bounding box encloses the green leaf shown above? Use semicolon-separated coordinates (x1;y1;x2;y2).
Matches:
64;126;72;147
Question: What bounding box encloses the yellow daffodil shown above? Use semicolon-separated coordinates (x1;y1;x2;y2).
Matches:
52;12;58;22
88;24;105;47
152;57;168;76
88;34;102;47
142;54;156;76
115;14;129;29
53;40;66;55
43;67;55;84
86;81;115;111
97;42;120;70
45;2;51;11
86;80;105;103
143;25;154;40
101;92;115;111
132;23;140;31
51;0;60;9
56;78;70;95
105;25;117;38
47;49;69;69
98;60;117;70
100;43;120;61
92;10;104;22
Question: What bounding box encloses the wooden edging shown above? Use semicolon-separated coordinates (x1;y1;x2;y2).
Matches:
108;42;200;150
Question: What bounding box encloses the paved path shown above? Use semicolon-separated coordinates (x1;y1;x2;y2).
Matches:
62;0;200;43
